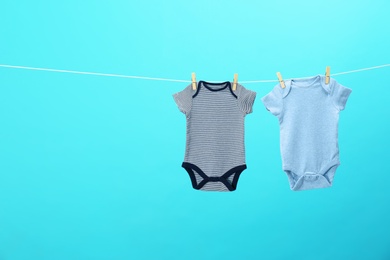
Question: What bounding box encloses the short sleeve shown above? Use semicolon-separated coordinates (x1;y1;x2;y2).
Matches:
331;81;352;111
173;84;193;116
237;84;257;114
261;85;283;117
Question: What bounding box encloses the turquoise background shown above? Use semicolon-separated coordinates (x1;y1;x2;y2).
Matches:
0;0;389;259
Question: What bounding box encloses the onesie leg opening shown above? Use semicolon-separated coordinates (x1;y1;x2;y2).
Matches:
182;162;208;190
284;170;301;190
221;165;247;191
322;164;340;185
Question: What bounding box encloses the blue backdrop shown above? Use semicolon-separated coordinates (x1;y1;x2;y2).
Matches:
0;1;389;259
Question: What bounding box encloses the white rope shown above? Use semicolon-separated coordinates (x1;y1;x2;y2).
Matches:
0;64;190;83
240;64;390;83
0;63;389;84
331;64;390;76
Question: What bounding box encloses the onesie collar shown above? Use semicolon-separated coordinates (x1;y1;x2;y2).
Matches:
281;75;330;98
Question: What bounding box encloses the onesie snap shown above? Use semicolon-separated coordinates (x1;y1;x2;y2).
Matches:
261;75;352;191
173;81;256;191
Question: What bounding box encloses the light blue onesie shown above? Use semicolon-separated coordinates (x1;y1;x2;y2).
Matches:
261;75;352;191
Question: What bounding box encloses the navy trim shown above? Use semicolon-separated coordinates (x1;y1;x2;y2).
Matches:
182;162;247;191
221;165;246;190
181;162;208;189
192;81;237;99
199;80;230;91
192;81;201;98
228;82;238;99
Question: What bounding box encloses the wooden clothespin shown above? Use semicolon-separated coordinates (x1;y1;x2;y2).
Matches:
276;72;286;89
191;72;197;90
325;66;330;85
232;73;238;91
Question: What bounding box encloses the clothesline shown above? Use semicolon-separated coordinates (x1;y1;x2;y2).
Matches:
0;63;389;84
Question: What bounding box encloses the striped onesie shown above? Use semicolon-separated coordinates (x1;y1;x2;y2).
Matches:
173;80;256;191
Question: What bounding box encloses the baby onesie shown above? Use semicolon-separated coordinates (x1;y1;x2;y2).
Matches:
261;75;352;191
173;80;256;191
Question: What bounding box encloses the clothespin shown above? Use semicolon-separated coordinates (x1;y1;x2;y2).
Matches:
232;73;238;91
191;72;197;90
276;72;286;89
325;66;330;85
